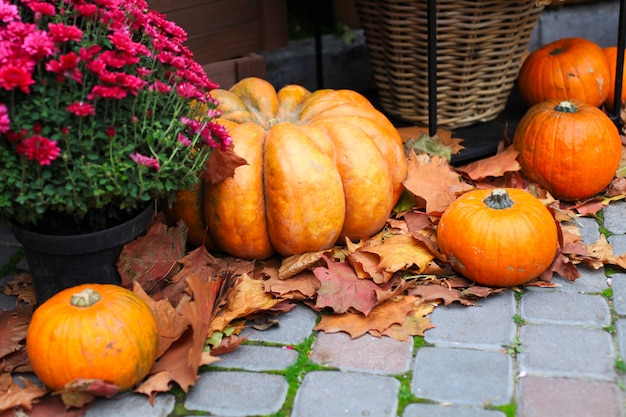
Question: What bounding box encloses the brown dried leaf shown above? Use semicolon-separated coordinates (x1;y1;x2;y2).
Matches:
314;295;419;339
278;251;326;280
209;273;283;333
359;234;435;282
402;151;472;215
204;146;248;184
380;303;436;340
264;270;320;300
409;283;475;306
0;373;48;413
117;221;186;292
2;273;36;305
313;255;379;315
456;145;520;180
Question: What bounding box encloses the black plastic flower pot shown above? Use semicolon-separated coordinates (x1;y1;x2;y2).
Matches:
11;204;153;304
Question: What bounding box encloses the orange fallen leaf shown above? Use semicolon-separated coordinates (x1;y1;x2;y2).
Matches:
314;295;419;339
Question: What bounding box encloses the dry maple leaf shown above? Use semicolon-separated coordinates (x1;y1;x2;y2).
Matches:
313;255;380;315
117;221;187;292
314;295;420;339
456;145;520;181
0;373;48;413
409;283;476;306
357;234;435;283
264;270;320;300
209;273;284;333
2;273;36;305
278;251;327;280
402;151;472;215
204;145;248;184
380;303;436;340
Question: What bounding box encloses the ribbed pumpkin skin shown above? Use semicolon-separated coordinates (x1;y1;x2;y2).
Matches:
603;46;626;112
518;37;610;107
174;77;407;260
26;284;158;392
513;99;621;201
437;188;558;287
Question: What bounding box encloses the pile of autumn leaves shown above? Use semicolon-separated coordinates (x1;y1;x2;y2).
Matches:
2;127;626;413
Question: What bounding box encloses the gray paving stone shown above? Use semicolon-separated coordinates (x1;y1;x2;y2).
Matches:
310;331;412;374
610;273;626;316
0;274;17;311
184;371;288;416
520;291;611;327
519;323;615;380
292;371;399;417
609;234;626;257
614;319;626;360
411;347;513;406
574;215;601;245
0;226;20;247
403;403;505;417
85;394;175;417
530;265;609;294
424;291;516;351
0;245;19;270
211;345;298;371
241;304;318;345
518;375;624;417
604;201;626;235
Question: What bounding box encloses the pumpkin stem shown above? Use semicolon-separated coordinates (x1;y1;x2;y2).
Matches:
268;117;280;128
554;100;578;113
483;188;514;210
70;288;101;307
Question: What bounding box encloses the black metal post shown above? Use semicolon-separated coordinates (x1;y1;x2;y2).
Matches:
427;0;437;136
611;0;626;128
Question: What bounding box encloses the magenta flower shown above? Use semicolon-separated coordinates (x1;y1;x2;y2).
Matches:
0;0;230;226
130;152;160;171
16;135;61;166
66;101;95;117
0;103;10;133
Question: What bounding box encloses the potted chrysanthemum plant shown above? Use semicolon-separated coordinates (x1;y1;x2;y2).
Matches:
0;0;231;302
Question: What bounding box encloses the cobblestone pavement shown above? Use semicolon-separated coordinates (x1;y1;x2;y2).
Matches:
2;202;626;417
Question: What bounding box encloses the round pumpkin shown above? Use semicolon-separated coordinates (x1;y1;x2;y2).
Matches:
518;37;611;107
437;188;558;287
513;99;621;201
26;283;158;392
603;46;626;112
166;77;407;260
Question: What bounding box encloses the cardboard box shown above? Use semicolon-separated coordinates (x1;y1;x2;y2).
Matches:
203;53;266;89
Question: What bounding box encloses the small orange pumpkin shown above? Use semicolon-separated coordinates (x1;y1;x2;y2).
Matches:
513;99;621;201
26;284;158;392
518;37;611;107
603;46;626;112
437;188;558;287
164;77;407;260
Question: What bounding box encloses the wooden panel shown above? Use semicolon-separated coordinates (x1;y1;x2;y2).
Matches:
203;53;266;89
260;0;288;50
148;0;287;63
186;21;263;64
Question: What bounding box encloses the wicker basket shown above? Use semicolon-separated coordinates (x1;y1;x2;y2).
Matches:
356;0;544;128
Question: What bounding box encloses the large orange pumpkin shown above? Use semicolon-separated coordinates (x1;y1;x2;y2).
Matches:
518;37;611;107
603;46;626;112
26;284;158;392
165;77;407;260
513;99;621;201
437;188;558;287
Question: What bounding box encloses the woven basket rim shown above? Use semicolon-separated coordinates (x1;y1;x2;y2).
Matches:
356;0;544;128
